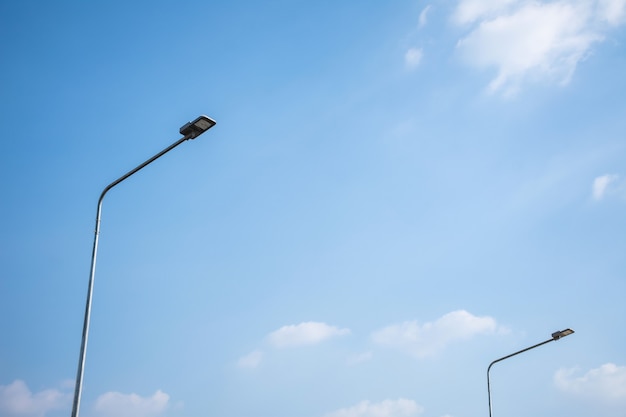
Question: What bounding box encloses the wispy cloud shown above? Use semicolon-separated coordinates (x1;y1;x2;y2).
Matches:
419;5;432;28
268;321;350;348
236;321;350;370
404;48;424;70
0;380;70;417
346;351;374;366
93;390;170;417
452;0;518;25
323;398;423;417
597;0;626;25
372;310;501;358
237;350;264;369
554;363;626;404
453;0;626;95
592;174;620;200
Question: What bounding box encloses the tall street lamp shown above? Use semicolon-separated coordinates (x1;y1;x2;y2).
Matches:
487;328;574;417
70;115;217;417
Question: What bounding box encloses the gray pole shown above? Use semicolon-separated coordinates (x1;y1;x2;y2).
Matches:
70;116;215;417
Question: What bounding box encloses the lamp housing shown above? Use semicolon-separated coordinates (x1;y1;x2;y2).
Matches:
552;328;575;340
180;115;216;139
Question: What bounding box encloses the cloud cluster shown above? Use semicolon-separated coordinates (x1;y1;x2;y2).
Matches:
0;381;173;417
6;311;503;417
372;310;500;357
0;380;70;417
452;0;626;95
555;363;626;404
239;311;504;368
323;398;423;417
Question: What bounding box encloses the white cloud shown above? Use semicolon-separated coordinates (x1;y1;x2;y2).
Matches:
237;350;264;369
554;363;626;404
453;0;626;95
323;398;423;417
0;380;70;417
372;310;500;358
93;390;170;417
267;321;350;348
418;5;432;28
405;48;424;70
592;174;619;200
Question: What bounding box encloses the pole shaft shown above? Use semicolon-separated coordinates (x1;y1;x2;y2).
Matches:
70;134;191;417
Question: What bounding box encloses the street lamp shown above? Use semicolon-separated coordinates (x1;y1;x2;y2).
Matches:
70;115;216;417
487;328;574;417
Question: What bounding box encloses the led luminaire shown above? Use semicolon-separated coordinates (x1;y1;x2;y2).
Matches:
552;328;575;340
180;115;217;138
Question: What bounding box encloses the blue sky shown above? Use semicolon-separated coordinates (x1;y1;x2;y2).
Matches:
1;1;625;416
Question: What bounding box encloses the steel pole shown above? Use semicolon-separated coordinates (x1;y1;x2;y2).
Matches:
70;134;193;417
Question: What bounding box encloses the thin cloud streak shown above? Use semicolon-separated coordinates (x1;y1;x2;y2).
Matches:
268;321;350;348
419;5;432;28
346;351;374;366
452;0;518;25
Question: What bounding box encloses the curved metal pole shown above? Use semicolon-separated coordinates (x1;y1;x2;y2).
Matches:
487;338;553;417
70;133;194;417
486;329;573;417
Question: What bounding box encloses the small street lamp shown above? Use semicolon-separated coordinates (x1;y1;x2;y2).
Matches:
70;116;216;417
487;328;574;417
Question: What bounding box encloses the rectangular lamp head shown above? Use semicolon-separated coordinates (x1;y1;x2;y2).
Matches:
180;115;217;139
552;328;575;340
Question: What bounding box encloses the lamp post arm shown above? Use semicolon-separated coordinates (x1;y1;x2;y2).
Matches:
99;135;191;201
70;133;193;417
487;337;554;417
488;337;554;374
